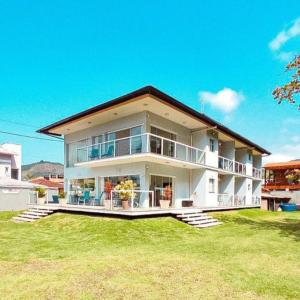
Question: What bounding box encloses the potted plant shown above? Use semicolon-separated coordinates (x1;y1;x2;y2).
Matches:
59;191;67;205
114;180;136;210
35;187;46;205
160;185;172;209
104;181;112;209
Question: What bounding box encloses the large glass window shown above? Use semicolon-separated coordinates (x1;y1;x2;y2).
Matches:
68;178;96;204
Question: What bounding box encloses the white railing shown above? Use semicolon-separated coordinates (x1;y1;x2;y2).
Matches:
252;167;262;179
218;156;234;172
217;193;234;206
28;191;38;206
218;156;246;175
234;161;246;175
109;190;154;210
76;133;206;166
252;196;261;205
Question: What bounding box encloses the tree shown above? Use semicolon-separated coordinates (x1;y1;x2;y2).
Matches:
273;55;300;110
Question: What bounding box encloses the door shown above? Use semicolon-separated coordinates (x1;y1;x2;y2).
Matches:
150;175;174;207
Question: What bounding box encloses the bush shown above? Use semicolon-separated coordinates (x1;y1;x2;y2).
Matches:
35;187;46;198
59;191;66;199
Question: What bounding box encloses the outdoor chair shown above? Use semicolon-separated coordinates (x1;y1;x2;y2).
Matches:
52;195;59;204
101;145;114;158
83;191;90;205
89;148;99;160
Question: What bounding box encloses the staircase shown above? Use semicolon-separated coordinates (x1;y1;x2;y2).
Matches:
12;207;54;223
176;210;222;229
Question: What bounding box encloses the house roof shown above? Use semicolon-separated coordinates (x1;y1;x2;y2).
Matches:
37;85;271;155
30;178;64;189
264;161;300;170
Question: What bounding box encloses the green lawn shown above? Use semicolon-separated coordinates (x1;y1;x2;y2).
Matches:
0;209;300;299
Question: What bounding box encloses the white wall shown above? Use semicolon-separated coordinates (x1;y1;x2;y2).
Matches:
191;169;218;207
0;144;21;180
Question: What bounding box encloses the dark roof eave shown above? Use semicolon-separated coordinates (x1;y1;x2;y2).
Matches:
37;85;271;155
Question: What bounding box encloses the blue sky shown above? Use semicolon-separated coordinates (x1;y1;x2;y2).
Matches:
0;0;299;165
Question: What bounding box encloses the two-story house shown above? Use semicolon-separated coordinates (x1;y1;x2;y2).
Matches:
38;86;270;210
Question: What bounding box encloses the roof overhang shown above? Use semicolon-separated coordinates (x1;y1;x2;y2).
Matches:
37;86;271;155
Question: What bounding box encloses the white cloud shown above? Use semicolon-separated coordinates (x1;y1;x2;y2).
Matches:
269;17;300;51
199;88;244;113
263;142;300;164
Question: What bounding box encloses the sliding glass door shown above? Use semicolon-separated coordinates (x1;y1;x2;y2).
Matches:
150;175;174;207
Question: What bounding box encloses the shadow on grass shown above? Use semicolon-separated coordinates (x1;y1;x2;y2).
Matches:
217;213;300;241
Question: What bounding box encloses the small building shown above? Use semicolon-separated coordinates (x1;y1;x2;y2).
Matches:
264;161;300;204
0;177;38;211
30;177;63;201
261;191;291;211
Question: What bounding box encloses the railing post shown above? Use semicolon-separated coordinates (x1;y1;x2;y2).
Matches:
161;137;164;155
129;137;132;155
146;133;149;152
110;190;113;210
131;190;134;211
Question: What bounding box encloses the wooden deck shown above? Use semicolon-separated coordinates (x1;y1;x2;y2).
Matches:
30;203;260;218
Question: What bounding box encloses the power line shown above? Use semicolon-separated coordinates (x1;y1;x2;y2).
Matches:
0;118;38;128
0;130;63;142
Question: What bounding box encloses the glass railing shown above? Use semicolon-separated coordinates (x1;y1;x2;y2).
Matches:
76;133;206;166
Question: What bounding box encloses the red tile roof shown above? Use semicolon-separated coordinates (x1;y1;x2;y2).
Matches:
264;161;300;170
30;178;64;189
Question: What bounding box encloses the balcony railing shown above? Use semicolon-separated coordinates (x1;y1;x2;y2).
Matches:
217;194;247;207
218;156;234;172
76;133;206;166
218;156;246;175
252;167;262;179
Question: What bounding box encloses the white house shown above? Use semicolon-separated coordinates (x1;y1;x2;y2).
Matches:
38;86;270;210
0;143;21;180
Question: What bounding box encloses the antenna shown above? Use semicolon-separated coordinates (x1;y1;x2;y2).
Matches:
200;97;205;114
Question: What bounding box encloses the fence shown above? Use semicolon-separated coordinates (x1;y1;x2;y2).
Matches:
109;190;154;210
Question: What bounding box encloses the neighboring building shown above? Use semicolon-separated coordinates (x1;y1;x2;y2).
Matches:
38;86;270;209
0;143;21;180
29;177;64;194
264;161;300;203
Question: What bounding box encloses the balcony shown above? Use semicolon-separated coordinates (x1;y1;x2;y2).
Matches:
218;156;246;175
252;167;262;179
76;133;206;168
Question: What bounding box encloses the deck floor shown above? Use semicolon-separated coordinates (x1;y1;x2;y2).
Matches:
31;203;260;217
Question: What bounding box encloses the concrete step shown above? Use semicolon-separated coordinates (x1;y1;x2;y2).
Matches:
194;221;223;228
177;213;207;218
12;216;35;222
19;214;41;220
182;216;212;222
187;218;219;225
25;211;49;216
29;209;53;214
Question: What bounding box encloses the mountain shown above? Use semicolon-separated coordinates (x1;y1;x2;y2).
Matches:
22;160;64;180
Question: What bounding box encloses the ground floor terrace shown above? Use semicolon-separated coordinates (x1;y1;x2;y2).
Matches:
61;162;262;212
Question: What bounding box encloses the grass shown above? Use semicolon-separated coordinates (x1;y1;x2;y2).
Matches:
0;209;300;299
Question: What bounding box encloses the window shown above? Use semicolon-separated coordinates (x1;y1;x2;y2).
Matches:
248;154;252;161
5;167;9;177
209;139;215;152
209;178;215;193
11;169;18;180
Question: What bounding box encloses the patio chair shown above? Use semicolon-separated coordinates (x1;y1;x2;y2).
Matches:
101;145;114;158
83;191;90;205
89;148;99;160
52;195;59;204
